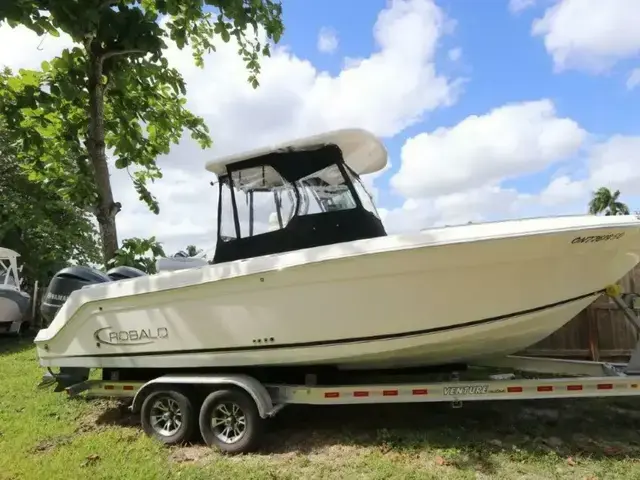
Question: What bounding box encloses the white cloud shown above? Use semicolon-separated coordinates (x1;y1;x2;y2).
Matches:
531;0;640;73
381;185;538;233
111;166;219;255
390;99;587;199
447;47;461;62
538;175;586;207
584;135;640;196
627;68;640;90
0;24;74;71
528;135;640;216
509;0;537;14
384;108;640;233
165;0;460;147
317;27;339;54
1;0;461;253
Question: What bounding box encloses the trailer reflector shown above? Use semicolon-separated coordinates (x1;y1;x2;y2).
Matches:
597;384;613;390
567;385;583;391
537;385;553;392
507;386;523;393
383;390;398;396
412;389;428;395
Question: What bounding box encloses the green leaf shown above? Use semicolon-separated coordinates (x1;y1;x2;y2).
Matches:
46;26;60;37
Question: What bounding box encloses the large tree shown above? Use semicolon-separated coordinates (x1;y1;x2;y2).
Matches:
0;117;101;289
588;187;630;216
0;0;284;265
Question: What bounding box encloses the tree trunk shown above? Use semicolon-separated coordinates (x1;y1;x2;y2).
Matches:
86;48;119;266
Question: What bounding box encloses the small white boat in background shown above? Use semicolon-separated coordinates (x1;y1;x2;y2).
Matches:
156;250;209;273
0;247;31;335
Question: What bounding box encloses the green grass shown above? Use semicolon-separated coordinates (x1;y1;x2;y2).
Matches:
2;335;640;479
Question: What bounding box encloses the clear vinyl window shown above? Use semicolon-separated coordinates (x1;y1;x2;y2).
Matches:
295;164;357;215
219;165;295;240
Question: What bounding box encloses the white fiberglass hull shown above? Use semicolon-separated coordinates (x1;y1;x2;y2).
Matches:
35;214;640;370
0;289;30;334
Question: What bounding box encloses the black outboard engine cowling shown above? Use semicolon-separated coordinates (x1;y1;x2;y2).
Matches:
40;266;112;326
106;265;146;281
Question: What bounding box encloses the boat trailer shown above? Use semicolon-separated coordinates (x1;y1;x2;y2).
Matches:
43;284;640;454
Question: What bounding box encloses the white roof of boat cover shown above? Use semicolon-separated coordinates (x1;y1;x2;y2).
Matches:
205;128;388;177
0;247;19;259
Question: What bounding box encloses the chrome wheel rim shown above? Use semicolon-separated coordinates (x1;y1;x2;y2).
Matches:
211;402;246;444
149;397;183;437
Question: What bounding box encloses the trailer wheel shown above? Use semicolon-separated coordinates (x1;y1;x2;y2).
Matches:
198;388;264;454
140;389;195;445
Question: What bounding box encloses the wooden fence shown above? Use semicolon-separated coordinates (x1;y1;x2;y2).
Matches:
521;265;640;361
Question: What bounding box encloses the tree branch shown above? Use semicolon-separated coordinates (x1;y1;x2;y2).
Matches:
102;49;147;61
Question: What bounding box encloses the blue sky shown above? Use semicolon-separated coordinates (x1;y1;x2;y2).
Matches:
5;0;637;251
278;0;640;214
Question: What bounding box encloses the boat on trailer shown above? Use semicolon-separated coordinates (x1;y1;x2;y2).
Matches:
33;128;640;453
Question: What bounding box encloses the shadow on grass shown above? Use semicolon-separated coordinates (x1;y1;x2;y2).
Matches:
90;395;640;473
0;331;36;356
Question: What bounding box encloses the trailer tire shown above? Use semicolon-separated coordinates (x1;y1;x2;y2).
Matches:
140;389;195;446
198;388;264;454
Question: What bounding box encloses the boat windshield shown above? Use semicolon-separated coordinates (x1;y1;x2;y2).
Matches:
218;162;380;241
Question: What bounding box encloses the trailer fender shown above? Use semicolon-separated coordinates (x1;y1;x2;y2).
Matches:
130;373;278;419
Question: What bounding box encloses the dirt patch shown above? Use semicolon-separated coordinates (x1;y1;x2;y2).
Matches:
80;454;101;468
168;445;212;464
31;434;73;454
75;398;139;434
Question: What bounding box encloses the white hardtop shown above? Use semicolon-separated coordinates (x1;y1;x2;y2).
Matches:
0;247;19;259
205;128;388;177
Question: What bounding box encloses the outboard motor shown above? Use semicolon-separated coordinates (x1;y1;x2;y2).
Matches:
106;265;146;281
40;265;112;326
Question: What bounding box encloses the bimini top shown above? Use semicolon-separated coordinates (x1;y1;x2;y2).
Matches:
0;247;19;259
205;128;387;177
